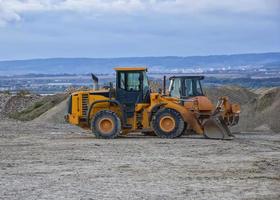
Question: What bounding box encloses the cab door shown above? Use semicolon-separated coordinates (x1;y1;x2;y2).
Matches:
116;71;143;118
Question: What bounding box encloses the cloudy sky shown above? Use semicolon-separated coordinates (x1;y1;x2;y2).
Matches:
0;0;279;60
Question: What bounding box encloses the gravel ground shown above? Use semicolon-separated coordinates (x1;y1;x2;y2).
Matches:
0;120;279;200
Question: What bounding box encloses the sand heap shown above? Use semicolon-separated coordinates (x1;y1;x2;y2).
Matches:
0;93;66;122
204;86;257;105
0;93;42;119
206;86;280;133
33;98;69;124
0;93;12;119
250;87;280;133
4;94;42;114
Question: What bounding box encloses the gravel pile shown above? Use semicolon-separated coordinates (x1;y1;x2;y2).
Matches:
3;94;42;113
0;93;12;119
33;98;68;124
206;86;280;133
205;86;257;105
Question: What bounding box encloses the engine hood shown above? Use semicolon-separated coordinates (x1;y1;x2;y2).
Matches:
184;96;214;111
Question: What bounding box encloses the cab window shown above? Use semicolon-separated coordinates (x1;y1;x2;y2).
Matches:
170;78;181;98
119;72;141;91
120;72;125;90
143;73;149;93
184;79;203;96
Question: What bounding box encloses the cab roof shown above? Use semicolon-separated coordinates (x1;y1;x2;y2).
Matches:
114;67;147;71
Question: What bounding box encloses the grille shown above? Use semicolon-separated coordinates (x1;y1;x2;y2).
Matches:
81;94;89;117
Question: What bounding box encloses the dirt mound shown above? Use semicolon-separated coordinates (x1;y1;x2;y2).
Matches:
0;93;12;119
0;93;43;119
238;87;280;133
205;86;280;133
4;94;42;114
255;87;280;111
33;98;69;124
8;94;67;121
205;86;257;105
256;88;280;133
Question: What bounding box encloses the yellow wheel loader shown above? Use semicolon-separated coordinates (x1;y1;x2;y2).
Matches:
168;76;240;139
65;67;240;139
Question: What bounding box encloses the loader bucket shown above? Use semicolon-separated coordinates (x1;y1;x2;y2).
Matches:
203;117;234;140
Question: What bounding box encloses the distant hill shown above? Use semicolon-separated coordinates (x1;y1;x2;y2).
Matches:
0;52;279;75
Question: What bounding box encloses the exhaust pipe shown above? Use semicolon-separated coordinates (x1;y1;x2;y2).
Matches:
163;75;166;95
91;73;99;90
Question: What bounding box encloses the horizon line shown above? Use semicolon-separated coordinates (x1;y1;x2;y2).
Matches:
0;52;279;62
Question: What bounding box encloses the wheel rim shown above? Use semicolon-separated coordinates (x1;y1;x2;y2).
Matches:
159;116;176;132
98;118;114;134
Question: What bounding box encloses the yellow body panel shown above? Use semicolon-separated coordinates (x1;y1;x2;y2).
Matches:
67;89;206;135
68;94;81;125
68;91;121;127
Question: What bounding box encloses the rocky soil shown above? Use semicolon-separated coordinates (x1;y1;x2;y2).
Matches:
0;120;279;200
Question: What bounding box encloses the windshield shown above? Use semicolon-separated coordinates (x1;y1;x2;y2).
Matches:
119;72;141;91
169;78;204;98
184;79;203;97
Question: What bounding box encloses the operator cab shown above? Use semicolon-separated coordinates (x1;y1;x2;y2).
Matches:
169;76;204;99
115;67;150;118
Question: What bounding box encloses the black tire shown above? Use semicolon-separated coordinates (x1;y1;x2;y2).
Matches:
152;108;185;139
92;110;121;139
176;123;188;137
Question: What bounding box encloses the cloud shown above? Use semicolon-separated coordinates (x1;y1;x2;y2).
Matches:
0;0;279;25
